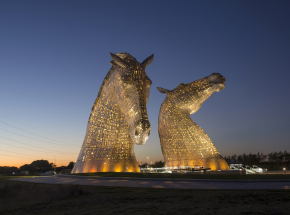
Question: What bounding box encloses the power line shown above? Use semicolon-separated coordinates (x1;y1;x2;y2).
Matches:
0;137;79;155
0;154;35;160
0;141;55;154
0;148;44;159
0;153;75;162
0;141;78;155
0;135;61;153
0;113;77;141
0;127;79;147
0;150;73;163
0;120;78;146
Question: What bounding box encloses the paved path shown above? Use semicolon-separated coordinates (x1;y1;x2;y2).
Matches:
11;175;290;189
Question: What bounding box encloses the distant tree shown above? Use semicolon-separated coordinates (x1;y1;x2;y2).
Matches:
20;160;53;173
0;166;18;174
237;155;243;163
248;153;256;165
67;162;75;169
242;153;247;163
268;152;278;163
277;151;284;164
225;150;289;166
231;154;237;163
56;166;67;173
31;160;52;172
259;152;267;163
139;163;148;168
19;164;34;172
151;160;165;168
284;150;290;165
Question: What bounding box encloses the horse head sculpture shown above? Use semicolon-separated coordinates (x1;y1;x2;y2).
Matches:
72;52;154;173
110;53;153;145
157;73;229;170
158;73;226;114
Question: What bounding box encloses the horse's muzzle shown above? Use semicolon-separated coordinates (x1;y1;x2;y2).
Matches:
132;121;151;145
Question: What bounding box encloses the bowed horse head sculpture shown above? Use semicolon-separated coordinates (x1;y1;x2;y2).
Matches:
157;73;229;171
72;52;154;173
110;53;153;145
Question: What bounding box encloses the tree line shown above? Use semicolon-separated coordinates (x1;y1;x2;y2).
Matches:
2;150;289;175
223;150;290;165
0;160;75;175
139;160;165;168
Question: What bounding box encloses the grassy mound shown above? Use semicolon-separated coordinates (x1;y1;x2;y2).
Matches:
0;177;89;214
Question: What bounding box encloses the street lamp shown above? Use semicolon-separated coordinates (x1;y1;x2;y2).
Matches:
147;157;149;168
54;154;57;173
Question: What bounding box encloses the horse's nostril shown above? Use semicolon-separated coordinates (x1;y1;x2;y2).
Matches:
135;129;139;136
148;130;151;135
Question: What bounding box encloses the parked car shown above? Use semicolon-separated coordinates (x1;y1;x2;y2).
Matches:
40;171;56;176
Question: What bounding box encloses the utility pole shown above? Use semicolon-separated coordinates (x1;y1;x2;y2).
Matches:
54;154;57;173
147;157;149;168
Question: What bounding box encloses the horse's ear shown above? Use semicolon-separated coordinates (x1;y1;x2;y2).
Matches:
110;52;128;68
141;54;154;68
157;87;170;94
110;61;118;66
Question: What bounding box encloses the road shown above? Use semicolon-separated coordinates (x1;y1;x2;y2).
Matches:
11;175;290;189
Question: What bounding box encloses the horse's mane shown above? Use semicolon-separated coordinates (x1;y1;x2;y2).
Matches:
115;53;137;62
89;53;137;121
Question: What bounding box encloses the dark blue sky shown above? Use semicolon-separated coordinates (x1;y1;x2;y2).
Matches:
1;0;290;166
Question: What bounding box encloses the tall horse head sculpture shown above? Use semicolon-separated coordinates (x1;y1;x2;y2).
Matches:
157;73;229;170
72;52;154;173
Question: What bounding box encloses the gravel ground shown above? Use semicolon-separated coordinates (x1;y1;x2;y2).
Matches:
5;187;290;215
3;176;290;215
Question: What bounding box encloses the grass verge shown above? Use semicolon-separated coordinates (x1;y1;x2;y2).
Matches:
0;176;89;214
1;176;290;215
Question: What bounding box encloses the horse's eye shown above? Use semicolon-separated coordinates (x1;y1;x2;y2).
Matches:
123;82;132;88
122;74;132;83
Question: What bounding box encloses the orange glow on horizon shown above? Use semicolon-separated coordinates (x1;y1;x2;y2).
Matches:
1;157;76;168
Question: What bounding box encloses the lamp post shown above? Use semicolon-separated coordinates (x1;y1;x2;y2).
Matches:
147;157;149;168
54;154;57;173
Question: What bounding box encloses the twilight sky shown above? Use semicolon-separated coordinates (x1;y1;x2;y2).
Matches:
1;0;290;167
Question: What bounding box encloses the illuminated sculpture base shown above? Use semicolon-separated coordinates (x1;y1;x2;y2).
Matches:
165;156;229;171
160;114;229;171
72;159;140;173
